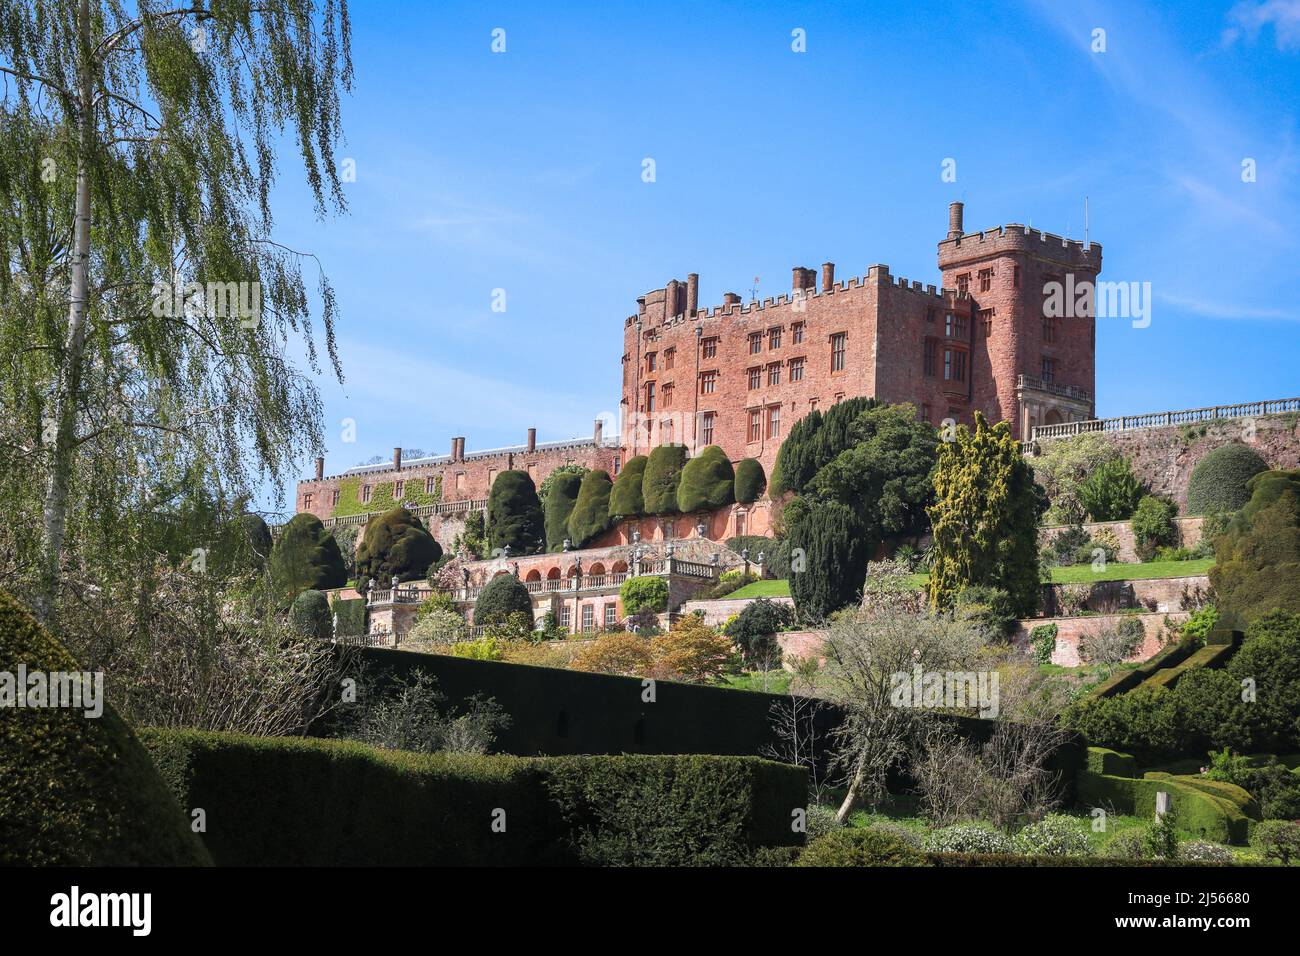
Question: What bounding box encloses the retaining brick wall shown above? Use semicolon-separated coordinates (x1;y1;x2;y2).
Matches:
1014;611;1182;667
1042;574;1212;615
1039;516;1204;563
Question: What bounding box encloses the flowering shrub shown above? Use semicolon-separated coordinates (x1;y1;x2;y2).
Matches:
1179;840;1235;863
805;804;842;840
1012;815;1092;857
925;823;1013;855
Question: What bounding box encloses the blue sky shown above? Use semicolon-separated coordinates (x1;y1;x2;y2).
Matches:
265;0;1300;509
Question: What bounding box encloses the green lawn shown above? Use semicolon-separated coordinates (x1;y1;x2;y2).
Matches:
719;670;792;694
721;559;1213;600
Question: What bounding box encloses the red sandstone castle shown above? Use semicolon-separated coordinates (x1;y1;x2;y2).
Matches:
295;203;1100;525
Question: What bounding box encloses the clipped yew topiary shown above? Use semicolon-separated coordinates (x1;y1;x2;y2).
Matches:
734;457;767;504
290;589;333;640
473;573;534;626
0;590;211;865
544;471;583;552
643;444;687;515
677;445;736;513
609;455;648;517
270;512;348;602
1186;443;1269;515
487;470;544;556
1211;470;1300;623
355;507;442;586
568;470;614;548
786;497;868;622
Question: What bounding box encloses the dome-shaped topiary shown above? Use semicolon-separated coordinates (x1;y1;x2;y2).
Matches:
543;472;583;552
355;507;442;586
642;445;687;515
473;573;534;626
568;470;614;548
1186;443;1269;515
0;590;211;865
487;470;545;556
677;445;736;513
270;512;348;602
609;455;647;517
289;589;333;640
734;458;767;504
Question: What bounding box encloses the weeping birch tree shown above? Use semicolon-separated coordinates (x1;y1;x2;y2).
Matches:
0;0;351;619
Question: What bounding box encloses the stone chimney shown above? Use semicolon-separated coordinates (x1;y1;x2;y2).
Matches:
314;456;324;481
686;273;699;315
392;447;402;471
722;291;741;306
593;419;603;446
666;279;680;318
792;266;816;292
821;262;835;292
527;427;536;453
947;201;964;240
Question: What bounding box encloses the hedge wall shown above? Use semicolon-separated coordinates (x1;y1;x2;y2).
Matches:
1186;443;1268;516
139;729;805;866
1075;767;1257;844
330;596;367;637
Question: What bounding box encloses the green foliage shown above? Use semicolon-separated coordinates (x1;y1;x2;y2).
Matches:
1179;606;1219;645
355;508;441;587
1076;769;1254;844
0;590;210;865
1030;623;1058;665
706;568;759;599
727;535;788;577
1210;469;1300;622
795;828;926;867
620;575;669;615
734;458;767;504
676;445;736;513
473;574;534;627
538;465;588;506
608;455;647;517
1012;815;1093;857
451;636;506;661
1078;457;1145;521
330;523;360;576
269;512;347;603
568;470;614;548
954;585;1018;640
142;728;804;865
237;513;274;571
1030;432;1122;525
642;445;688;514
289;589;332;641
928;414;1046;617
786;497;868;622
770;397;877;499
457;510;488;560
338;671;509;754
543;471;583;552
724;598;795;664
487;471;544;556
1132;495;1178;561
1251;819;1300;864
330;596;367;638
1187;444;1269;516
926;824;1014;855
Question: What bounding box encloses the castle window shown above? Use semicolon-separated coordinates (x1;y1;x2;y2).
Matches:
1041;357;1056;383
456;472;467;491
945;313;967;339
560;606;571;629
662;383;674;408
921;403;931;423
662;418;674;443
613;456;621;476
748;367;761;390
700;412;715;445
766;405;781;439
831;332;847;372
956;273;971;295
978;268;993;292
749;332;763;355
362;484;372;503
943;348;967;383
769;327;782;349
1042;316;1058;343
926;308;936;324
791;322;805;344
923;339;937;377
646;351;657;373
1013;265;1021;288
394;480;404;500
664;347;675;370
702;337;718;359
979;308;994;336
645;381;656;412
303;492;313;510
700;370;717;394
748;410;761;443
605;604;617;627
331;489;341;507
425;477;436;495
789;357;805;382
767;362;781;386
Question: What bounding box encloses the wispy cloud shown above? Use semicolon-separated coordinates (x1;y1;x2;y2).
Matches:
1158;291;1298;321
1223;0;1300;51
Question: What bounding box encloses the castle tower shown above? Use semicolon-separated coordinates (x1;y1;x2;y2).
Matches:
937;204;1100;439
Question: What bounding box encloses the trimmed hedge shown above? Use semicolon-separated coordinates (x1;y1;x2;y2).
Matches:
676;445;735;513
1187;443;1269;516
0;590;210;866
1089;634;1200;698
568;470;614;548
487;470;545;556
608;455;647;517
1139;641;1236;690
1085;746;1138;777
139;729;805;866
289;589;332;640
355;507;441;586
734;458;767;504
331;595;367;638
474;574;534;626
270;512;348;602
643;444;687;514
1076;768;1257;844
544;471;583;552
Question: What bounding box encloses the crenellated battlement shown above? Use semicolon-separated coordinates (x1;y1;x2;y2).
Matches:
938;221;1102;270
